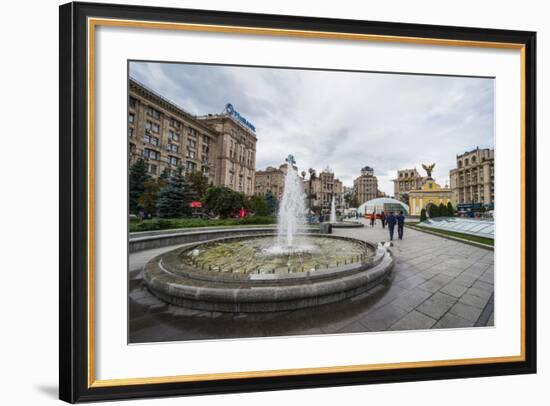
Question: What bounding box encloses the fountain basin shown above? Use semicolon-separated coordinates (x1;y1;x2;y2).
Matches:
143;234;393;312
329;221;365;228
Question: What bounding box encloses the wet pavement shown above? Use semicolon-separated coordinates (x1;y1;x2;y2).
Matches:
129;219;494;343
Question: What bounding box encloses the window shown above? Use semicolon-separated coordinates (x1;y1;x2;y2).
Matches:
203;135;210;144
168;143;179;153
143;148;159;160
170;118;181;129
146;106;161;119
188;139;197;149
168;130;180;142
128;127;134;138
186;161;197;172
128;113;135;123
148;164;157;174
188;127;198;137
145;120;160;134
129;97;137;108
168;156;179;166
143;134;159;146
129;143;136;153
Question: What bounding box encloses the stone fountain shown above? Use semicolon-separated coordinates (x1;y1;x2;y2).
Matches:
143;155;393;312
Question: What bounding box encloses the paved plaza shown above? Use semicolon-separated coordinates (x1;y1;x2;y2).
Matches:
129;219;494;343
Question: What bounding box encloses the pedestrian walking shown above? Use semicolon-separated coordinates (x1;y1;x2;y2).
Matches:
386;211;396;241
397;210;405;240
370;210;376;227
380;210;386;228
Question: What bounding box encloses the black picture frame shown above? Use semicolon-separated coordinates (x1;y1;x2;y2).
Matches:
59;1;537;403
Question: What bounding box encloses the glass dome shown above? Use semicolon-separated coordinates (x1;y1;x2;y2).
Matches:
357;197;410;216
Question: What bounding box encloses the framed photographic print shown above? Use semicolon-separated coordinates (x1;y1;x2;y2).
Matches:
59;1;537;403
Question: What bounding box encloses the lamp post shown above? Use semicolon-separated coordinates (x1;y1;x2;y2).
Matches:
301;168;317;222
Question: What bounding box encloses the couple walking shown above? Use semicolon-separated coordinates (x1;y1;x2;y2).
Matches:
386;210;405;241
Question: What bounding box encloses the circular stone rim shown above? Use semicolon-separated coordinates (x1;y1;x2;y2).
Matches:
143;234;394;313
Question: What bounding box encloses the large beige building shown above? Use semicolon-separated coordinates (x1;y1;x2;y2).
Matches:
198;113;257;196
449;147;494;206
128;79;257;195
393;168;426;203
353;166;378;205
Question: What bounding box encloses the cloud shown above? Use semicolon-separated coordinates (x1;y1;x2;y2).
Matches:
130;62;494;196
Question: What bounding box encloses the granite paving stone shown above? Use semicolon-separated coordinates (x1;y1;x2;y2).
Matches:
388;310;437;331
439;282;470;298
449;302;484;323
433;312;473;329
390;288;433;312
416;292;458;320
417;274;456;293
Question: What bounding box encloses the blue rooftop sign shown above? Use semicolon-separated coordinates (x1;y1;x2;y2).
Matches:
224;103;256;133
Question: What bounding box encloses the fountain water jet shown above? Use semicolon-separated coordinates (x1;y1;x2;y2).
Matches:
330;196;337;223
276;159;308;250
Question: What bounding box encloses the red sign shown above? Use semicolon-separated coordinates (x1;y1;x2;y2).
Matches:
189;201;202;208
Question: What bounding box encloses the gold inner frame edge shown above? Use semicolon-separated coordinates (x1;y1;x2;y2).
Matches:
86;17;527;388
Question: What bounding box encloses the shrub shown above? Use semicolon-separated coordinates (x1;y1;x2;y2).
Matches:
420;208;427;222
439;202;447;217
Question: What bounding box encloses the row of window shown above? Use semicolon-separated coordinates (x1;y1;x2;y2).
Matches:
128;106;212;144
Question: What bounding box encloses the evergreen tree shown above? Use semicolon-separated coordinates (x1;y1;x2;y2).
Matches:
439;202;447;217
156;167;193;218
427;203;439;218
446;202;454;217
129;158;150;215
420;208;427;222
264;191;278;216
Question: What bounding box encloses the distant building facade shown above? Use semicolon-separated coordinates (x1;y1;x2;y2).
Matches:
353;166;378;205
392;168;426;203
303;167;344;212
254;164;293;199
128;79;257;195
449;147;494;206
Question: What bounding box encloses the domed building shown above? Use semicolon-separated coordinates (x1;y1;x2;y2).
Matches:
357;197;409;216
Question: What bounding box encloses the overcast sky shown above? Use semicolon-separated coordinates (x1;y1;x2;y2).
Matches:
130;61;494;196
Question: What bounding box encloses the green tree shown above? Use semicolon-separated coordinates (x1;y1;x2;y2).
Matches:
264;191;278;216
420;208;427;222
248;195;269;216
203;186;246;218
427;203;439;218
138;179;161;216
446;202;454;217
350;195;360;208
156;167;193;218
439;202;447;217
129;158;150;215
186;171;209;201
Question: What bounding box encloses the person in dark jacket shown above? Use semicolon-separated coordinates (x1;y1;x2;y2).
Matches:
396;210;405;240
386;212;396;241
380;210;386;228
370;210;376;227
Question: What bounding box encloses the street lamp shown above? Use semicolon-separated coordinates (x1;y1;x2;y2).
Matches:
301;168;317;222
